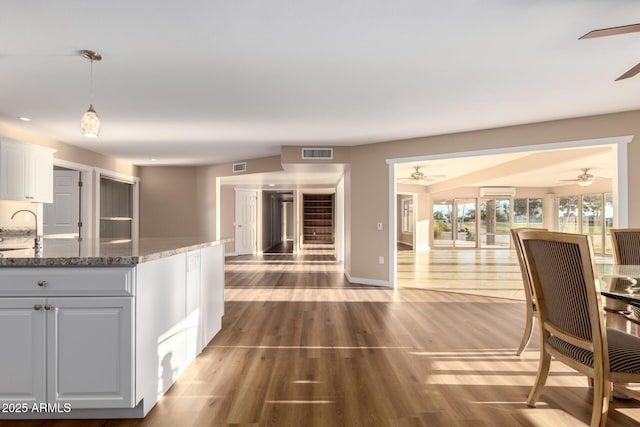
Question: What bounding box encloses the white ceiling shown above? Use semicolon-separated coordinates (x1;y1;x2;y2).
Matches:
1;1;639;172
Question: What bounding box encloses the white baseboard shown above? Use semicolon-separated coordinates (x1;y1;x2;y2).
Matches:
344;271;393;288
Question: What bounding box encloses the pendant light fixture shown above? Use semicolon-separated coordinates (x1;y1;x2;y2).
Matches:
80;50;102;138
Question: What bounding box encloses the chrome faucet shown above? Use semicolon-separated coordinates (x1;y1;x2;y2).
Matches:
11;209;42;251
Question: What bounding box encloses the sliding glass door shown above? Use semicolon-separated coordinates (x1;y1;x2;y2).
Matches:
455;199;476;247
433;200;453;248
433;199;477;248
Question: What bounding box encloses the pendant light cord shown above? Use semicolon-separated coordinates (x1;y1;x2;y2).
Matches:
89;57;94;105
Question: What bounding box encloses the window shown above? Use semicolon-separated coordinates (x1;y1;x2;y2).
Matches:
433;200;453;247
556;193;613;255
557;195;579;233
513;198;543;228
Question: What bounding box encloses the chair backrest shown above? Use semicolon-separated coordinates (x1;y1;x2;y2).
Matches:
517;230;607;359
610;228;640;265
510;228;546;307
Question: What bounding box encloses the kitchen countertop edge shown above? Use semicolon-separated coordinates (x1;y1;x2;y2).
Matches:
0;239;229;267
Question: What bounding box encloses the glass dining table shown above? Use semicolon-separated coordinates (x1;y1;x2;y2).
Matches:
599;265;640;309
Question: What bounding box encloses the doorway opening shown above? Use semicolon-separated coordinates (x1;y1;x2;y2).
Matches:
264;191;295;254
390;136;630;291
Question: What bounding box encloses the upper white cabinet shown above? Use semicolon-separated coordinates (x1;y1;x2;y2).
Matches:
0;139;55;203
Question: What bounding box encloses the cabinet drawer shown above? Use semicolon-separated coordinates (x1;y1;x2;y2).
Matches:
0;267;134;296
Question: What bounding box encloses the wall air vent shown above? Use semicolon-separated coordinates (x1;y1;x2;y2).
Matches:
479;187;516;197
302;148;333;160
232;162;247;173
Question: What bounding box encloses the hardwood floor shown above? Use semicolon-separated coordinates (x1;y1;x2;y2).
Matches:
3;245;639;426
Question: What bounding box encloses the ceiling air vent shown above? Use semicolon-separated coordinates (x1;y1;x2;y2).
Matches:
232;162;247;173
302;148;333;160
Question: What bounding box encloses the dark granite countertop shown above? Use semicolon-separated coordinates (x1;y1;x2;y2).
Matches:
0;237;225;267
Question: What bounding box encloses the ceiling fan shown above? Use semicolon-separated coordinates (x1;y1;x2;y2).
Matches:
561;168;595;187
398;166;445;185
580;23;640;81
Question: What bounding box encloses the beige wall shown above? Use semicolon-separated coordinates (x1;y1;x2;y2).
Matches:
139;167;199;238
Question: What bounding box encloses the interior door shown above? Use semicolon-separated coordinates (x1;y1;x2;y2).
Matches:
44;170;80;237
235;190;258;255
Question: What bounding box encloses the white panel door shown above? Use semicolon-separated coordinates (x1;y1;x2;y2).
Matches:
44;170;80;236
47;297;134;408
235;189;258;255
0;298;46;405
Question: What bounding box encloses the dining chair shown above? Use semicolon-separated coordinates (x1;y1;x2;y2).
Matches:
510;227;546;356
609;228;640;326
610;228;640;265
517;229;640;427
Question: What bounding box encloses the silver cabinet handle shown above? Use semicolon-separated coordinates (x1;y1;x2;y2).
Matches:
44;304;53;311
34;304;43;311
37;280;47;287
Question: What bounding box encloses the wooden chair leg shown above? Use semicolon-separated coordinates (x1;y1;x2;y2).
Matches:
527;350;551;407
590;376;610;427
516;306;534;356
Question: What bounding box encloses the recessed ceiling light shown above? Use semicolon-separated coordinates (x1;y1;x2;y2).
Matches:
268;184;276;187
151;158;158;162
18;117;31;122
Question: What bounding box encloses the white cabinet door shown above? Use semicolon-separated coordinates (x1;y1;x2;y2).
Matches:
47;297;134;409
201;244;224;349
0;298;46;405
136;255;187;405
29;146;53;203
0;141;29;201
185;250;201;360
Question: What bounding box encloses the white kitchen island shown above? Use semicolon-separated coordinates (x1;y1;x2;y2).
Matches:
0;238;225;419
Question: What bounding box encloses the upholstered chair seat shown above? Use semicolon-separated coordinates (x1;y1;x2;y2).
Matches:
548;329;640;374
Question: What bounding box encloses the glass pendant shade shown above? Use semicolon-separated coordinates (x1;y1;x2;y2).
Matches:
81;104;100;138
79;50;102;138
577;179;594;187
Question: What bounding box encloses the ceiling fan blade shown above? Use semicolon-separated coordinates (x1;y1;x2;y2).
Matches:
580;23;640;39
615;62;640;81
424;174;446;179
